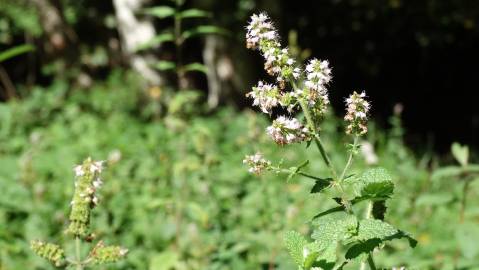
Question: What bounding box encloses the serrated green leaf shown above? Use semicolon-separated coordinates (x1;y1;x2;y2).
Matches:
144;6;176;19
345;238;382;259
357;219;397;241
452;142;469;166
312;215;358;246
284;231;307;266
358;167;394;198
179;9;211;19
153;61;176;71
183;62;208;74
313;243;337;270
303;249;320;270
310;178;332;193
345;220;416;260
182;25;228;39
136;33;174;51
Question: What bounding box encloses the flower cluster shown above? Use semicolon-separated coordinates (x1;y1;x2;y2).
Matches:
246;13;300;88
267;116;310;145
300;59;332;117
67;158;104;237
243;153;271;174
344;91;370;135
246;81;281;114
245;13;278;50
30;240;66;267
89;241;128;265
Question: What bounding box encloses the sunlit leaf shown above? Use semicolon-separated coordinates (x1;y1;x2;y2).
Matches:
284;231;307;266
136;33;175;51
153;61;176;71
144;6;176;19
182;25;228;39
357;167;394;198
180;9;211;19
0;44;35;62
183;62;208;74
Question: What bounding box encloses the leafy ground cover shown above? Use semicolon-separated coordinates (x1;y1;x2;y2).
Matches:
0;72;478;269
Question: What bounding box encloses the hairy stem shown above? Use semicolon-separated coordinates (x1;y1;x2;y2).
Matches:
459;179;470;223
292;82;338;180
339;136;359;181
75;237;83;270
367;254;377;270
360;201;377;270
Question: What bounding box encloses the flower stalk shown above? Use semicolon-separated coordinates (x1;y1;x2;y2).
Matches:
243;12;415;269
31;157;128;269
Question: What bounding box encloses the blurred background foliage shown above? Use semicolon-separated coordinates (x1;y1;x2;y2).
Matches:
1;0;479;269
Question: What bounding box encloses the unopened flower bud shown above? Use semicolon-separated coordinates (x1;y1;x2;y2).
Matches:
30;240;66;267
66;157;105;237
243;153;271;174
344;91;370;135
89;241;128;265
300;58;332;117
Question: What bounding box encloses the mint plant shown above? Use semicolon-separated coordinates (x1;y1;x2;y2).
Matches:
243;13;416;269
31;158;127;269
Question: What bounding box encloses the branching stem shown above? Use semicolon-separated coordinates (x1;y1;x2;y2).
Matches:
291;82;338;180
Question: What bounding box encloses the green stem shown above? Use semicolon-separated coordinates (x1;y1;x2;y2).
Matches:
339;136;359;181
459;180;470;223
174;1;185;90
366;254;377;270
297;172;326;181
292;82;338;180
360;201;377;270
75;237;83;270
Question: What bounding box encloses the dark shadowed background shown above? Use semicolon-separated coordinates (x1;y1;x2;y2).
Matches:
2;0;479;151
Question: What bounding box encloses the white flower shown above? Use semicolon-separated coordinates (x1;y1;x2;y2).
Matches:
93;178;103;188
266;116;310;145
246;13;301;86
90;161;104;173
243;153;271;174
300;58;332;116
344;91;370;135
246;81;281;114
74;165;84;177
119;248;129;256
246;13;278;49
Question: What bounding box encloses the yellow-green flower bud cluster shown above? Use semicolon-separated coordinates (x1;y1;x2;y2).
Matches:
243;152;271;174
66;157;104;237
89;241;128;265
30;240;65;267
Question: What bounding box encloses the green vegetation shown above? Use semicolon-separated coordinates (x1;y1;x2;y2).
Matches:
0;1;478;269
0;71;477;269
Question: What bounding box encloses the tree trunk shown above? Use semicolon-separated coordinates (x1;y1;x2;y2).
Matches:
113;0;164;86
